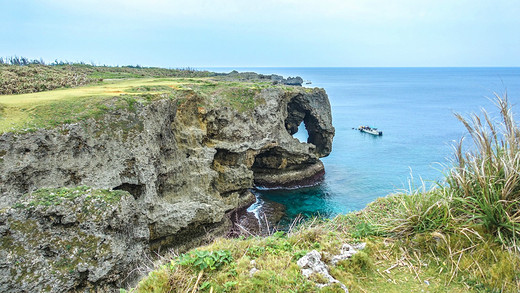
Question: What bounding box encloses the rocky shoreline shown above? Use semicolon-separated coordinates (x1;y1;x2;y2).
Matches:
0;77;334;291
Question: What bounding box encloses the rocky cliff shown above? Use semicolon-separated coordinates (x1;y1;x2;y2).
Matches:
0;82;334;291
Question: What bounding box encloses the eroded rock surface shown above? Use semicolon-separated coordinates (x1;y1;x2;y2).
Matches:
0;188;148;292
0;85;334;291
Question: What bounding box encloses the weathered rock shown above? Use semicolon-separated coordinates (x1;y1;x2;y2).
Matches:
228;195;286;237
0;188;148;292
0;84;334;290
284;76;304;86
254;161;325;189
285;89;335;157
330;243;367;265
297;250;348;292
297;243;366;292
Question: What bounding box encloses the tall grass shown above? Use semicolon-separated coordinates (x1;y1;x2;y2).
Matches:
360;93;520;250
447;93;520;247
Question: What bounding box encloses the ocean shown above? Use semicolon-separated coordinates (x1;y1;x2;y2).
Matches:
205;67;520;224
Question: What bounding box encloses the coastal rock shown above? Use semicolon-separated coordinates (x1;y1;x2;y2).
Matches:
223;71;304;86
284;76;304;86
0;84;334;290
297;243;366;292
231;198;286;236
0;188;148;292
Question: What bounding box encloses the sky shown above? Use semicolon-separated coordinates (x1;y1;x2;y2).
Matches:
1;0;519;67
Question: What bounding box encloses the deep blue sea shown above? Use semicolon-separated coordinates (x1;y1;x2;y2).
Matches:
204;67;520;224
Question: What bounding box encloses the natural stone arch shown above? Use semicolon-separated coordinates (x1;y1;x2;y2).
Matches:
284;91;334;157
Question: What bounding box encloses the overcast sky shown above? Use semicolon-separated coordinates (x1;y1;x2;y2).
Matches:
2;0;519;67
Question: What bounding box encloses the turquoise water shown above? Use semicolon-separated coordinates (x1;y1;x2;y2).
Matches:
207;67;520;223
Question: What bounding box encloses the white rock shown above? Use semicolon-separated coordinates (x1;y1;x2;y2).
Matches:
331;242;365;265
297;250;349;293
249;267;259;277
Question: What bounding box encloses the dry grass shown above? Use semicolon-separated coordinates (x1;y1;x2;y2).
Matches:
448;93;520;247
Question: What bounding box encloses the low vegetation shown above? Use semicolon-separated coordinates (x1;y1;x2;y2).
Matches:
13;186;126;209
131;94;520;292
0;57;214;95
0;76;280;134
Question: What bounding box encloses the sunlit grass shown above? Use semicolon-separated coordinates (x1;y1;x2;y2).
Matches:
0;78;184;133
0;77;276;133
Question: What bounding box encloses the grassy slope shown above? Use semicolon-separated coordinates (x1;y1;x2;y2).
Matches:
0;63;269;133
132;197;518;293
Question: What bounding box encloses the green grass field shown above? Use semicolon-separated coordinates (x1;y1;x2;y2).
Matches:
0;77;280;133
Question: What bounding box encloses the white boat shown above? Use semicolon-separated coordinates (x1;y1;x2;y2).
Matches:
358;126;383;136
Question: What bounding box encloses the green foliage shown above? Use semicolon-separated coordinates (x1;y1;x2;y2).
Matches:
265;234;293;254
0;63;96;95
351;221;376;238
373;189;454;237
176;250;233;271
291;250;308;261
246;245;265;258
348;251;373;272
223;281;238;292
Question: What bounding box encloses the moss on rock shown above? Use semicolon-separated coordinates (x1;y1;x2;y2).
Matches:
0;187;149;292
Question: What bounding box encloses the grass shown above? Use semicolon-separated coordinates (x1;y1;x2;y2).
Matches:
448;95;520;246
0;63;215;95
0;77;280;133
131;218;498;292
1;62;297;133
130;93;520;292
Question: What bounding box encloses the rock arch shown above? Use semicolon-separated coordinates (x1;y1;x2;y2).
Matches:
284;91;334;157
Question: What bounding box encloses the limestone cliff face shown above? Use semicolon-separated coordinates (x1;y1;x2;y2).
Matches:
0;86;334;291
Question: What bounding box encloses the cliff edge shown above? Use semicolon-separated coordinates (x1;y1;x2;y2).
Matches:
0;76;334;291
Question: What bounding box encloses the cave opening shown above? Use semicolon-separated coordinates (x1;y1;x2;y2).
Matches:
114;183;145;200
293;121;310;143
285;99;312;144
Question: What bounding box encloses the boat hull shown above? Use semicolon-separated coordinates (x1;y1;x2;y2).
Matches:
360;129;383;136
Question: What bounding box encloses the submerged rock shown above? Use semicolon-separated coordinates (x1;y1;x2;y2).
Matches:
230;197;286;236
